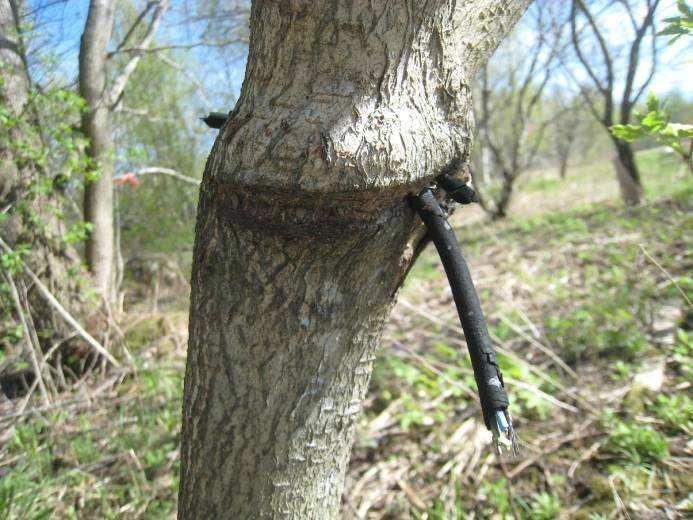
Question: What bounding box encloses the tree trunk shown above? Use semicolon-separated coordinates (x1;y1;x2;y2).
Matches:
179;1;530;517
0;0;86;375
611;138;642;206
492;172;515;220
79;0;116;304
557;150;569;179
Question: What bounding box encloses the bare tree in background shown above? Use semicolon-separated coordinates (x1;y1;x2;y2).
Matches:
551;92;586;179
79;0;169;306
568;0;661;205
192;0;250;46
473;3;564;219
179;0;531;517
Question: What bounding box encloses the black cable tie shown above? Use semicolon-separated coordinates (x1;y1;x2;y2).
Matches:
410;187;518;455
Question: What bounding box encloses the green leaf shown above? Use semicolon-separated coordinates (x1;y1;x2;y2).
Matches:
610;124;646;141
646;92;660;113
659;0;693;42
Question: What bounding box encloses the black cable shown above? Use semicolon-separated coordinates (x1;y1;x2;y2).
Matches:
411;186;517;453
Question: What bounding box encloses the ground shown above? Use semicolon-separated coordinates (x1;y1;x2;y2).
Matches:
0;150;691;519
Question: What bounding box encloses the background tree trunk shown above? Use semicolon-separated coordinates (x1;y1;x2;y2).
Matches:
557;152;569;179
568;0;659;207
492;172;516;219
612;138;643;205
179;1;531;517
77;0;168;306
79;0;116;304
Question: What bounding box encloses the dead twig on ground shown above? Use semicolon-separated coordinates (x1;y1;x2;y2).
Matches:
507;420;598;479
568;440;602;478
0;237;120;368
1;268;50;406
639;244;691;306
498;312;577;379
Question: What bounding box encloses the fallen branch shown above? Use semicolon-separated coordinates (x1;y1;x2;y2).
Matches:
507;421;598;479
0;268;50;406
639;243;691;307
0;237;120;368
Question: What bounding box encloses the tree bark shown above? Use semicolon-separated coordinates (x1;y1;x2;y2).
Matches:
79;0;116;304
179;1;530;517
611;138;642;206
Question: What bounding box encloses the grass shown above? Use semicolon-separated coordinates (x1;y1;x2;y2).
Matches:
0;150;691;518
0;364;183;518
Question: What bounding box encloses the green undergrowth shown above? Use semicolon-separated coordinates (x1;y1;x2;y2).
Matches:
362;177;692;517
1;163;691;518
0;365;183;518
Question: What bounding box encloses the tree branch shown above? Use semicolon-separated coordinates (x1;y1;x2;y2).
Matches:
109;38;244;57
116;167;200;186
109;0;156;58
620;0;660;123
571;0;615;125
631;22;658;108
106;0;169;108
155;53;213;109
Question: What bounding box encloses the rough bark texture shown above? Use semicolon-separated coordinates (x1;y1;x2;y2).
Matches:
180;1;530;517
492;170;515;220
79;0;116;304
557;151;569;179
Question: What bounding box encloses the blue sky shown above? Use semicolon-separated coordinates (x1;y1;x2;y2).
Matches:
26;0;691;108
